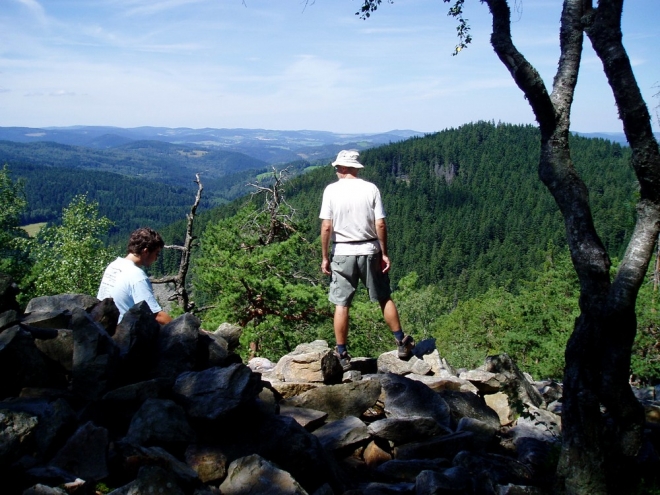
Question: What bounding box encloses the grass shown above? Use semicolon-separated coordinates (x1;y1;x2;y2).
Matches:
21;222;47;237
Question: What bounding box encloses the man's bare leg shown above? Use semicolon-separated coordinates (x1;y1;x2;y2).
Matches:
334;305;350;346
379;298;402;332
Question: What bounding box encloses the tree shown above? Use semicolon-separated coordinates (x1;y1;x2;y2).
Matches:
358;0;660;492
26;194;114;298
0;164;30;279
194;170;332;360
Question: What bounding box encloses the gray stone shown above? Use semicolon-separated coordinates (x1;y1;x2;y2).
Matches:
274;340;343;384
394;431;474;461
108;465;185;495
173;363;262;420
437;389;502;431
22;485;68;495
377;351;414;375
113;442;199;486
197;330;229;367
453;451;535;486
456;417;498;450
0;409;38;465
20;311;71;330
33;329;74;371
112;301;160;383
153;313;200;380
374;459;451;482
248;357;276;373
214;322;242;351
48;421;109;482
368;417;450;446
25;294;99;314
280;405;328;431
415;467;470;495
219;454;308;495
125;398;196;446
71;308;119;400
0;309;19;331
0;326;55;398
313;416;370;451
185;444;228;484
484;354;544;408
280;380;381;421
89;297;119;336
378;373;451;428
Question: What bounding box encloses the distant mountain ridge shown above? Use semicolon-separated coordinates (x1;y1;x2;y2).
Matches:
0;126;424;164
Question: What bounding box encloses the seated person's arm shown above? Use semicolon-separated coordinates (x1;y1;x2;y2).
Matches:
155;311;173;325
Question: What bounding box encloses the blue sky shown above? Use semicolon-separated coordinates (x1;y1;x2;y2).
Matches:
1;0;658;134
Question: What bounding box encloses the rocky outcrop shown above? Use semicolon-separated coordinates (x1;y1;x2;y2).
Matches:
0;288;603;495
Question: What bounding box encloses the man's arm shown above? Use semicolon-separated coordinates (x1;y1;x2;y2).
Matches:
376;218;391;274
155;311;173;325
321;219;333;275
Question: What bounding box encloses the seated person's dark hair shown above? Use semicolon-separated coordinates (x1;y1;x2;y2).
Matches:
127;227;164;255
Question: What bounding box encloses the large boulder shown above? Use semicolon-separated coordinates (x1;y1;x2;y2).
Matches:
173;363;262;420
125;398;196;447
377;373;451;428
220;454;308;495
484;354;544;408
273;340;343;384
152;313;200;380
112;301;160;383
70;308;119;401
0;326;56;398
48;421;109;483
280;380;381;421
25;294;99;314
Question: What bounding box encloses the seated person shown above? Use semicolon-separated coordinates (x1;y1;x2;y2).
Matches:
97;227;172;325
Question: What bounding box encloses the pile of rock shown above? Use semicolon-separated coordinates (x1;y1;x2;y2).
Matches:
1;287;564;495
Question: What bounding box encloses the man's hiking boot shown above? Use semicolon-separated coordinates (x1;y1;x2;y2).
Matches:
334;347;352;371
396;335;415;361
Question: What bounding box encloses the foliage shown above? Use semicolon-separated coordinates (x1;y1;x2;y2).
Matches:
24;194;115;300
194;197;332;361
631;250;660;383
0;164;30;279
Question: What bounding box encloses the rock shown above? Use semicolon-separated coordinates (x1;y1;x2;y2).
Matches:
368;417;450;446
437;389;501;431
415;467;471;494
0;273;20;313
20;311;71;330
197;330;229;368
25;294;98;314
214;322;242;352
460;369;504;394
313;416;370;452
153;313;200;380
280;380;381;421
185;444;228;484
274;340;343;384
219;454;308;495
112;301;160;383
0;326;56;398
485;392;515;426
125;398;196;447
0;309;19;331
378;373;451;428
0;398;76;459
484;354;544;408
374;459;451;482
279;405;328;431
173;363;262;420
32;329;74;371
248;357;276;374
70;308;119;401
265;379;322;399
0;409;38;465
363;440;392;468
394;431;474;461
89;297;120;336
452;451;535;486
377;351;414;375
348;357;378;375
48;421;109;482
108;465;185;495
405;373;478;394
22;485;68;495
456;417;498;450
510;405;561;442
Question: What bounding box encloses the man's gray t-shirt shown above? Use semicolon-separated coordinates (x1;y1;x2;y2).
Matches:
97;257;162;321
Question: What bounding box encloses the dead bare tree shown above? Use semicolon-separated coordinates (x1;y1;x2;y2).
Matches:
151;174;203;312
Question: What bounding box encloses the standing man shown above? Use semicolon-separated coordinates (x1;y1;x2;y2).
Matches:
97;227;172;325
320;150;414;370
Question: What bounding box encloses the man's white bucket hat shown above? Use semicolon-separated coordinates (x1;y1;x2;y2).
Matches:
332;149;364;169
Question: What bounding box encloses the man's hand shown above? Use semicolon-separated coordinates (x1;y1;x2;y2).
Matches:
381;254;391;274
321;257;331;275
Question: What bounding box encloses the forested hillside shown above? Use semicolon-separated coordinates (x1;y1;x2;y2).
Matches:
0;139;268;186
287;121;635;299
